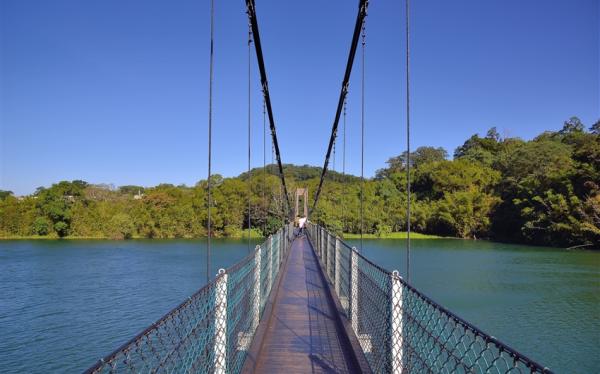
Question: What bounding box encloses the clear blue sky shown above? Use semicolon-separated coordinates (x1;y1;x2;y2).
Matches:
1;0;598;195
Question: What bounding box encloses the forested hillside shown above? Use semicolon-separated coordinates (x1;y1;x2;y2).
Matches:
1;117;598;248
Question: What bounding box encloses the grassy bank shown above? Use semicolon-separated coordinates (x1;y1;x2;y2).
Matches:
342;232;445;239
0;235;114;240
0;229;266;240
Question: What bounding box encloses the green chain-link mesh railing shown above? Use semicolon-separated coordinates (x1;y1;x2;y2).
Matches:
306;223;553;374
84;224;293;374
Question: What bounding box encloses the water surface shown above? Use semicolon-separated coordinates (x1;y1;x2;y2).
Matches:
347;239;600;373
0;238;598;373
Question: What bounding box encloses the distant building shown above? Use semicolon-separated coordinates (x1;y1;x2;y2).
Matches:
134;190;144;200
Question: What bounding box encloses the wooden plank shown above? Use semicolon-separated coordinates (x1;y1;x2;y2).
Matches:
254;235;363;373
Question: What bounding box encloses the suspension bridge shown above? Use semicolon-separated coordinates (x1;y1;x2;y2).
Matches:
85;1;553;373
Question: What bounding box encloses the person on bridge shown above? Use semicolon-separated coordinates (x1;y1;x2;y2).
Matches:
298;216;307;234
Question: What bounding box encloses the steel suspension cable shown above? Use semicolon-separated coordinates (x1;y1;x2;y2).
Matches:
247;24;252;253
342;98;347;233
245;0;291;219
311;0;369;215
405;0;412;281
333;139;336;172
206;0;215;283
262;97;266;236
360;22;366;252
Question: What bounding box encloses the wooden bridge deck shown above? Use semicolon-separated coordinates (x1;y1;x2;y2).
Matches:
253;234;362;373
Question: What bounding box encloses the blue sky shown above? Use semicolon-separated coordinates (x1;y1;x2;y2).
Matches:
1;0;598;195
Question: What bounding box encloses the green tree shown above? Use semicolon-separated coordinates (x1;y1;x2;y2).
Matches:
36;182;79;237
376;147;448;179
376;223;392;237
33;217;50;236
119;185;145;195
54;221;69;237
486;127;501;142
559;116;585;134
517;189;584;246
413;159;500;199
0;190;13;200
432;190;498;238
454;130;501;161
109;213;134;239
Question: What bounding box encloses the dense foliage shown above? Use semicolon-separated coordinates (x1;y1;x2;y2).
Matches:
1;118;598;248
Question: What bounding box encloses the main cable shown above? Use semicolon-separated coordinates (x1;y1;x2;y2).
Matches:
342;98;347;234
247;23;252;253
263;97;266;236
311;0;369;215
245;0;291;220
333;139;336;173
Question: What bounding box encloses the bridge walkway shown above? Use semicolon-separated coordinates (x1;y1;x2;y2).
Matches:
254;234;361;373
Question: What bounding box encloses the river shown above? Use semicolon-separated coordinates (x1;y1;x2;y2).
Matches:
0;238;598;373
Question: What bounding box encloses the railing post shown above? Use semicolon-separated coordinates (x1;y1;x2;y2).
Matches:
316;226;323;259
323;227;329;264
283;225;287;253
320;226;324;259
327;232;332;279
323;230;328;274
350;247;358;334
214;268;228;374
268;237;273;295
325;228;328;265
283;225;287;252
316;226;320;257
335;236;341;296
391;270;403;374
279;230;282;265
253;246;261;330
324;228;329;269
277;226;288;266
322;227;326;262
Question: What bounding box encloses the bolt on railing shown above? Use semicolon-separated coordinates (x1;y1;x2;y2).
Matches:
306;223;553;374
84;223;294;374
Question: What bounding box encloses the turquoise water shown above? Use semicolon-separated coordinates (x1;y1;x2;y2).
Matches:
0;238;598;373
346;239;600;373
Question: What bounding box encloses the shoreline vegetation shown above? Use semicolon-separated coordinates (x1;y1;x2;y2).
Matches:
0;231;443;241
1;119;598;249
0;229;265;241
341;232;443;239
0;230;446;240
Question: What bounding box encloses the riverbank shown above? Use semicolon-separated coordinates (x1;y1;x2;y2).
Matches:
342;232;445;239
4;233;594;250
0;229;265;240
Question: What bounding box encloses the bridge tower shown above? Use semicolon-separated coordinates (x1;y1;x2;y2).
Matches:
294;188;308;219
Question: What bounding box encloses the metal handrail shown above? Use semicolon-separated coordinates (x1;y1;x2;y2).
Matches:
84;223;294;374
306;222;553;374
